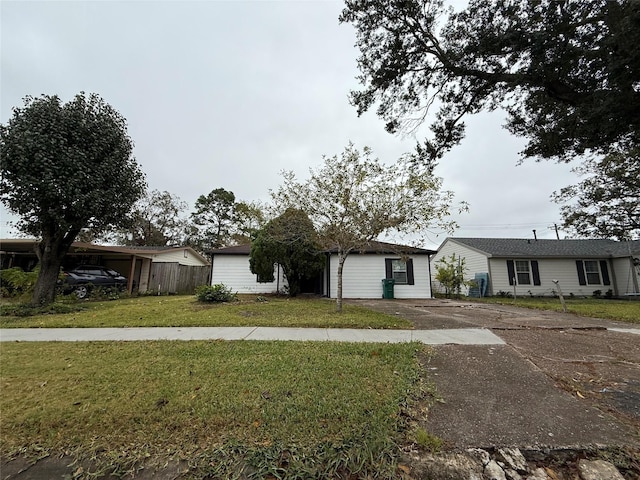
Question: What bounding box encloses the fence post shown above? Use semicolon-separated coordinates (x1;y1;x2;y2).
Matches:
552;279;567;313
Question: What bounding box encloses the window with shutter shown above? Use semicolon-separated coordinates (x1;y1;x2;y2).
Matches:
385;258;414;285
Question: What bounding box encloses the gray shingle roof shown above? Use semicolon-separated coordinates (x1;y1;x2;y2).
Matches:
211;241;436;256
448;238;640;258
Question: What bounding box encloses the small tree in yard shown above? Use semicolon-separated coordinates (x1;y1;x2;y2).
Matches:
435;254;469;297
271;143;463;312
0;93;146;306
249;208;325;297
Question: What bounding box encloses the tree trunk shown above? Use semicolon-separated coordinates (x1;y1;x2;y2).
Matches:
336;252;347;313
31;232;78;306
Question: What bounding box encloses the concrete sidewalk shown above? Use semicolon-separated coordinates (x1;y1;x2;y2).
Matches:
0;326;505;345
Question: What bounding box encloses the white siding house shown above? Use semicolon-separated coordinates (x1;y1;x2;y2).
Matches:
432;238;640;297
210;245;287;294
326;250;433;299
211;242;436;299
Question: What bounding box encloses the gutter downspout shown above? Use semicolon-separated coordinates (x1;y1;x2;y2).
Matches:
427;253;433;298
486;256;494;296
632;256;640;294
608;255;618;297
326;253;331;298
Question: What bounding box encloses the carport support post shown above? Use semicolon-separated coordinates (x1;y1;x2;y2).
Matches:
552;279;567;313
128;255;137;294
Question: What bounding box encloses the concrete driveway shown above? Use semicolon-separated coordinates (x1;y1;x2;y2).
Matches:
346;298;640;450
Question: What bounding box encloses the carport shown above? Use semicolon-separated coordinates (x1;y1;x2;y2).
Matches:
0;239;210;294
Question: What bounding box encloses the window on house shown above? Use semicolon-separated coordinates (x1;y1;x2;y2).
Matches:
391;259;408;284
385;258;415;285
256;273;272;284
584;260;601;285
507;260;541;286
515;260;531;285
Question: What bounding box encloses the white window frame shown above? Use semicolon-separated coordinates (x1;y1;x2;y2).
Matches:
515;260;531;285
583;260;602;285
391;259;408;285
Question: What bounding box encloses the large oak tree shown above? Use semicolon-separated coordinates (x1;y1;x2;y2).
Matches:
340;0;640;165
553;147;640;240
0;93;146;306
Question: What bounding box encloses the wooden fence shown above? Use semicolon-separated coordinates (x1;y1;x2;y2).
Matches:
147;263;210;294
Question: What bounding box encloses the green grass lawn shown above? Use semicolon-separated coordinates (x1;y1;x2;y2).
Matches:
0;341;429;478
0;295;412;329
467;296;640;324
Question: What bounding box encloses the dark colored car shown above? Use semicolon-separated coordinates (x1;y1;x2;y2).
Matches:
60;265;128;299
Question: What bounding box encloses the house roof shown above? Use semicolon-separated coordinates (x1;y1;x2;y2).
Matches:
445;237;640;259
210;241;436;256
209;244;253;255
326;241;436;255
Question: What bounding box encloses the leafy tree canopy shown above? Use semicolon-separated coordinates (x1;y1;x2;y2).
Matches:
0;93;146;305
231;200;266;245
553;147;640;240
118;189;189;246
271;142;462;310
340;0;640;164
190;188;237;250
189;189;266;251
249;208;325;296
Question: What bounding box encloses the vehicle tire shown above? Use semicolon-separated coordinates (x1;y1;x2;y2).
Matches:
75;285;89;299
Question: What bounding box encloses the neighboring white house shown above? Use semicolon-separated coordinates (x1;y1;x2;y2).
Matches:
431;237;640;297
210;241;436;299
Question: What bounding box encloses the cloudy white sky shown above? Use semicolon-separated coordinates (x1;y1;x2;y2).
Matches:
1;0;579;249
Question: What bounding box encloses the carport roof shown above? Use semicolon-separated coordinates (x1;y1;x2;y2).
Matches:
447;237;640;258
0;239;210;264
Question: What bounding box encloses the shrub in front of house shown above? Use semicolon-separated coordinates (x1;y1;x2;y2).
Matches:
0;267;38;298
195;284;237;303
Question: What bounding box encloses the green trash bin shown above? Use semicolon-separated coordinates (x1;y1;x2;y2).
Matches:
381;278;395;299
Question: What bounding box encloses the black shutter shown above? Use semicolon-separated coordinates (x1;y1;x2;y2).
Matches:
385;259;393;279
507;260;515;286
531;260;541;286
407;259;415;285
576;260;586;285
600;260;611;285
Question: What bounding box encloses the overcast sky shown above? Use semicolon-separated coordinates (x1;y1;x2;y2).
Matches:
1;0;579;249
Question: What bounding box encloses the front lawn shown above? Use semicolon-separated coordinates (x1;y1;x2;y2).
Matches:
1;341;429;478
468;296;640;324
0;295;412;329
